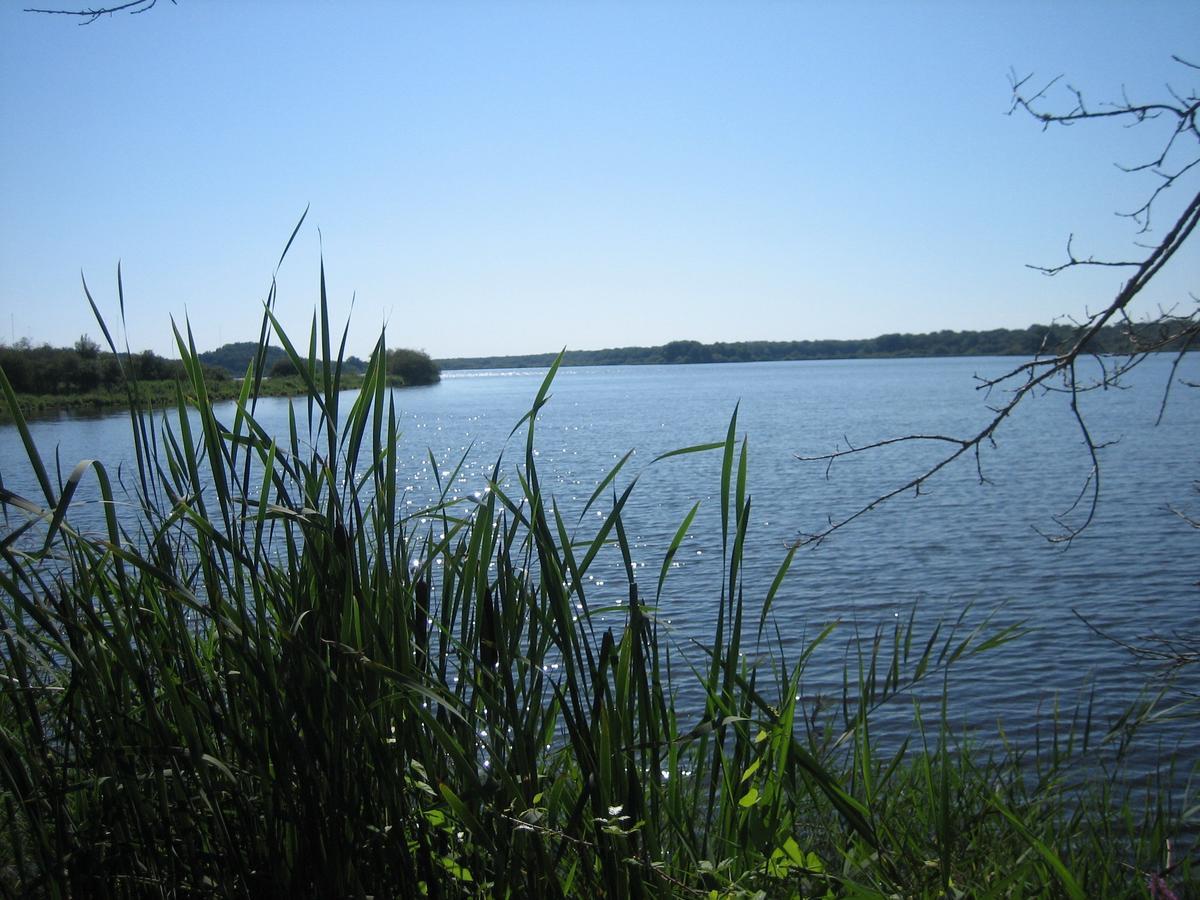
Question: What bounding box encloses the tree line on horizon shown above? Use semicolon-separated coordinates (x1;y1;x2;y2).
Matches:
436;320;1194;370
1;321;1184;396
222;342;440;387
0;335;232;396
0;337;440;398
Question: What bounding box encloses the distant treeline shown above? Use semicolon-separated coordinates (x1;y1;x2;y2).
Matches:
200;342;439;386
197;342;369;377
0;336;230;396
437;322;1193;370
0;337;441;402
3;324;1179;398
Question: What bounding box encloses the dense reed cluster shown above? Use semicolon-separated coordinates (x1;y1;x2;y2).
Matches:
0;269;1194;897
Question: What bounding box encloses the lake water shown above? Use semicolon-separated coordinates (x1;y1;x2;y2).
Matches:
2;355;1197;771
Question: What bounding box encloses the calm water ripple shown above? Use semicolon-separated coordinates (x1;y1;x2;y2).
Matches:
3;355;1197;768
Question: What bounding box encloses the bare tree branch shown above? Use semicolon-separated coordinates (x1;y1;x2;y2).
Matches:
1026;234;1143;275
24;0;173;24
1009;61;1199;233
796;60;1200;550
1074;610;1200;690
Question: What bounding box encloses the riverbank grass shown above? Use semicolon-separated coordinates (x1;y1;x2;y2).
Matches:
0;372;370;418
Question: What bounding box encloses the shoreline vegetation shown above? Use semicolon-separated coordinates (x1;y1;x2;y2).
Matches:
2;320;1188;417
0;283;1194;896
436;320;1194;370
0;337;439;417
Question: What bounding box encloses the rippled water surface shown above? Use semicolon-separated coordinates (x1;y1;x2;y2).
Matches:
3;355;1197;759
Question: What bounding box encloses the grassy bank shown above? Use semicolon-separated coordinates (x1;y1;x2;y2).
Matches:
0;322;437;420
0;373;371;419
0;370;443;418
1;286;1195;897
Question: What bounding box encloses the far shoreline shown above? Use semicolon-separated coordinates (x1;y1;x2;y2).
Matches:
434;320;1191;371
0;373;450;420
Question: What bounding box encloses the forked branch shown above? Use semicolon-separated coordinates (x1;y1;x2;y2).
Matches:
796;61;1200;548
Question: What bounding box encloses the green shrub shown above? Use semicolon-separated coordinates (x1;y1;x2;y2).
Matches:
387;346;440;385
270;355;299;377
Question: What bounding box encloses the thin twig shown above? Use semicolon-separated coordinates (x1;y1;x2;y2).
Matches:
24;0;173;24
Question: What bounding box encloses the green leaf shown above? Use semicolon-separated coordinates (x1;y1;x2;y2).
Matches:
650;440;724;463
656;500;701;603
991;794;1084;900
438;856;474;882
740;757;762;784
781;836;805;866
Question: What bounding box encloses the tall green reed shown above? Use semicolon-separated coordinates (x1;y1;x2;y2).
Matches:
0;243;1194;897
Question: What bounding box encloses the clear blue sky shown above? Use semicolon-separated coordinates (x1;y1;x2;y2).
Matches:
1;1;1196;359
